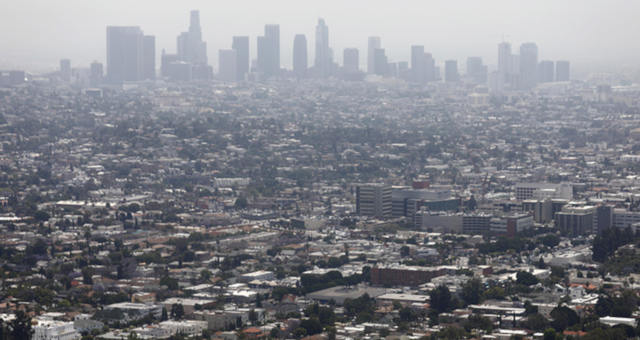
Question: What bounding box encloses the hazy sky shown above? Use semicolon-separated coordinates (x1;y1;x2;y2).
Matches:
2;0;640;74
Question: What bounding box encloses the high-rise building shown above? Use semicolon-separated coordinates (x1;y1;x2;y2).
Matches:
411;45;426;83
538;60;554;83
343;48;359;73
497;42;511;82
373;48;387;76
444;60;459;82
89;61;103;87
60;59;71;82
232;36;249;81
466;57;487;84
177;10;207;65
367;36;381;74
142;35;155;80
424;53;435;82
106;26;144;83
355;183;392;219
314;18;331;77
175;10;211;80
293;34;308;77
218;49;237;82
555;60;570;81
519;42;538;90
257;25;280;77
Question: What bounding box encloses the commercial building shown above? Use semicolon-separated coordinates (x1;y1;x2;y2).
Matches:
515;182;573;200
355;183;392;219
257;24;280;77
218;49;237;82
314;18;331;77
367;36;381;74
232;36;250;81
490;214;534;237
343;48;359;73
293;34;308;77
555;60;570;81
555;206;595;236
370;266;448;286
519;42;538;90
444;60;459;82
106;26;144;82
466;57;487;84
538;60;554;83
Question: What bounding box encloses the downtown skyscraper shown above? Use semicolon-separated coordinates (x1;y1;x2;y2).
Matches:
293;34;308;77
257;25;280;78
367;37;381;74
106;26;153;83
232;36;250;81
177;10;207;65
176;10;211;79
314;18;331;77
519;42;538;90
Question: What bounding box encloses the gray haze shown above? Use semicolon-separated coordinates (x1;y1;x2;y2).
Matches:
2;0;640;75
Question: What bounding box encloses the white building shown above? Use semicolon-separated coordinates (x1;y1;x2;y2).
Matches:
33;319;80;340
159;320;208;337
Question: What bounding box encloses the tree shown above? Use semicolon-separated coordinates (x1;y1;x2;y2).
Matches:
300;318;323;335
9;310;33;340
595;295;613;317
549;306;579;331
516;271;539;286
248;309;258;324
400;245;410;257
463;314;493;332
543;328;558;340
461;278;482;306
161;307;168;321
540;234;560;248
234;196;248;209
34;210;50;222
429;285;452;313
292;327;307;339
524;313;549;332
171;303;184;320
523;300;538;315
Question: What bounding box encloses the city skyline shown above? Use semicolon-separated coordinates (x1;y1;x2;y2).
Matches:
2;0;640;76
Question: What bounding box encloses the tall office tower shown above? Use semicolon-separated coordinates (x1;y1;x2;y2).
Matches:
373;48;388;76
177;10;207;65
232;36;249;81
343;48;359;73
555;60;570;81
293;34;308;77
176;10;211;80
142;35;155;80
519;42;538;90
355;183;392;219
60;59;71;82
218;49;237;82
106;26;144;83
314;18;331;77
444;60;459;82
160;50;179;77
538;60;554;83
411;45;426;83
257;24;280;77
367;36;381;74
466;57;487;84
509;54;521;86
424;53;435;82
89;61;103;87
497;42;512;82
488;71;504;94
